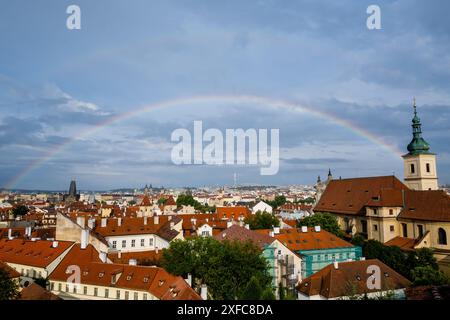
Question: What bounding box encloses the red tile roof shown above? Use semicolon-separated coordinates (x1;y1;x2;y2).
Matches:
214;225;275;249
278;203;313;212
384;236;417;252
256;227;353;251
314;176;408;215
398;190;450;222
0;239;74;268
297;259;411;298
140;195;152;206
165;196;176;206
216;206;252;220
19;283;62;300
178;214;229;234
0;228;26;239
91;216;181;241
49;244;200;300
0;260;21;278
108;250;164;265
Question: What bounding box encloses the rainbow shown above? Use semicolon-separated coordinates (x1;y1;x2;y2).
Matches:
4;94;403;189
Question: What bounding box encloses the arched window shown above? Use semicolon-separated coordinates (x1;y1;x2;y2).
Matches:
438;228;447;245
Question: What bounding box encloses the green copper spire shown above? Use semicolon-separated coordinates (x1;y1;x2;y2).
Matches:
407;98;431;155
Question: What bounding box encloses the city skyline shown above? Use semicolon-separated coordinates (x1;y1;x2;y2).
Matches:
1;0;450;190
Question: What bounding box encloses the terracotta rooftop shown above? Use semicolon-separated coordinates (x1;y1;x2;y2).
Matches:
0;228;26;239
91;216;181;241
108;250;164;265
0;260;21;278
398;190;450;222
19;283;62;300
314;176;408;215
0;239;74;268
214;225;275;249
256;227;353;252
297;259;411;298
50;246;201;300
140;195;152;206
278;203;313;211
179;214;229;232
216;206;252;220
384;236;418;252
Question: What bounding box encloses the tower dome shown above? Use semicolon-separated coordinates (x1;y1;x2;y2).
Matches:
406;99;431;155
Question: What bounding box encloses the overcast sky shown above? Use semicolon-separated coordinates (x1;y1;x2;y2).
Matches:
0;0;449;190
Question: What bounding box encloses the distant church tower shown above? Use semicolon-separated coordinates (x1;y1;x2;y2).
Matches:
402;99;438;190
65;180;79;203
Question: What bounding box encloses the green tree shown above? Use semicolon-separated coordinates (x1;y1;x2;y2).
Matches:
298;212;343;237
295;197;315;204
410;248;439;270
359;239;440;281
260;287;276;300
244;211;280;230
412;266;450;286
363;240;408;276
176;194;197;207
175;194;216;213
240;276;263;300
161;237;272;300
278;282;285;300
0;268;20;300
157;198;167;205
12;205;28;218
267;195;286;209
351;234;366;248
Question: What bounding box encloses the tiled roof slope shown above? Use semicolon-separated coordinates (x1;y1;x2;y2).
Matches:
0;260;21;278
314;176;408;215
0;239;74;268
49;244;201;300
214;225;275;249
256;227;353;251
398;190;450;222
297;259;411;298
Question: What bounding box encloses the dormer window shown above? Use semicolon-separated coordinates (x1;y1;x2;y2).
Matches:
127;275;132;281
143;277;149;283
99;272;105;278
159;280;165;287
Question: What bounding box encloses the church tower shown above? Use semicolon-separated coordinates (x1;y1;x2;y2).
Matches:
402;99;438;190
